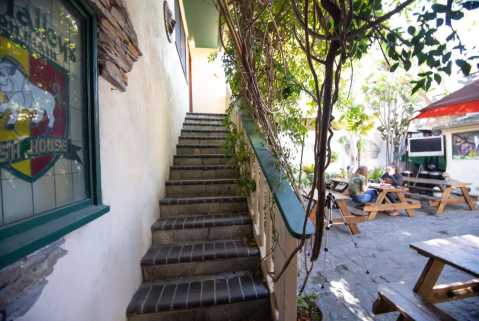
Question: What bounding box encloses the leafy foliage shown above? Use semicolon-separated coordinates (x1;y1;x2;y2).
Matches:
297;291;321;321
370;166;386;182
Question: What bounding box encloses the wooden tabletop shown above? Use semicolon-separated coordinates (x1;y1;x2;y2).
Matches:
403;177;472;187
371;186;409;192
410;235;479;278
331;178;349;184
311;190;351;202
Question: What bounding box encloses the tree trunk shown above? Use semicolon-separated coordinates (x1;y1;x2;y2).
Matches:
311;40;340;261
357;139;361;168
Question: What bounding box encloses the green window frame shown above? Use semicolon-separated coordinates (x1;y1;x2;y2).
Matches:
0;0;109;270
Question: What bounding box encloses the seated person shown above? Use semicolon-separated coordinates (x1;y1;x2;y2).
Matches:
379;163;403;216
348;166;377;203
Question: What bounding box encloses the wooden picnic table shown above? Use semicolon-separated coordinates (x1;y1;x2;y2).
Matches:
365;186;421;220
372;235;479;319
410;234;479;302
308;191;368;234
331;177;350;194
402;177;476;215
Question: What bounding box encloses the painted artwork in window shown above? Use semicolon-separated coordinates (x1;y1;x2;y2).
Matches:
452;130;479;160
0;0;88;226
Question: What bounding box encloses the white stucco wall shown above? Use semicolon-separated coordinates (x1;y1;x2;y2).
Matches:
444;125;479;193
191;48;227;113
17;1;189;320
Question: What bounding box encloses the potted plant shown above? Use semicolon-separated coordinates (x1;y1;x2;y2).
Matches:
369;165;385;183
297;291;322;321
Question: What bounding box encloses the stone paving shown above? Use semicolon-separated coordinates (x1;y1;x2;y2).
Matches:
298;202;479;321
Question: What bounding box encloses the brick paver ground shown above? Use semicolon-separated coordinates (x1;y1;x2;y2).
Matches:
298;202;479;320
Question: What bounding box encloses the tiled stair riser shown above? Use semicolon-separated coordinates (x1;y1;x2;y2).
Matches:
173;156;233;166
143;257;259;281
169;168;237;180
152;225;252;245
166;184;239;196
160;203;247;217
184;119;224;125
178;137;226;145
183;125;226;130
181;130;229;137
177;147;229;155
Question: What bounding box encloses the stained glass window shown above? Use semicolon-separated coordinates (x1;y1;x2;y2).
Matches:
0;0;88;226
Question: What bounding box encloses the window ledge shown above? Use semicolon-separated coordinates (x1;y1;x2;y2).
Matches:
0;205;110;270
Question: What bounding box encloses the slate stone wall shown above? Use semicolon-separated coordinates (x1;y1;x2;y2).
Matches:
87;0;142;92
0;239;67;321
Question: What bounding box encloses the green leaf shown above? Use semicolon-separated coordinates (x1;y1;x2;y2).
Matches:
431;4;448;13
462;1;479;10
374;0;382;10
425;37;440;46
456;59;472;75
422;12;437;21
404;60;412;71
390;62;399;72
434;73;442;85
417;53;428;65
449;11;465;20
436;18;444;28
442;52;452;63
407;26;416;36
412;78;426;94
446;32;455;41
387;33;396;43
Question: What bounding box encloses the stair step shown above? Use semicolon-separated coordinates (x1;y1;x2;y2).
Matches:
126;276;269;320
173;154;233;165
183;124;226;130
177;144;228;155
185;118;224;124
182;129;229;137
187;112;227;117
179;136;226;145
151;214;252;245
160;196;246;205
160;196;247;217
165;179;239;196
170;165;237;180
141;240;259;281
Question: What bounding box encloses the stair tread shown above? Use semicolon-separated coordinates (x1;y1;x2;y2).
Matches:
187;112;227;116
152;213;251;231
179;136;227;139
165;179;238;185
182;129;229;132
174;154;232;158
184;122;224;126
141;240;259;266
185;117;224;121
160;195;246;205
177;144;224;148
170;165;236;170
127;275;267;315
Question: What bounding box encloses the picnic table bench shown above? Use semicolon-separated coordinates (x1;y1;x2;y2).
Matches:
309;192;368;234
402;177;477;215
364;186;421;220
373;234;479;320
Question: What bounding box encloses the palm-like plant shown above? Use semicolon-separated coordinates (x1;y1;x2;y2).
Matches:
339;105;376;167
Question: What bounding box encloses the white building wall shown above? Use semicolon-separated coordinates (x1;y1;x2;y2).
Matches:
191;48;227;114
17;0;189;320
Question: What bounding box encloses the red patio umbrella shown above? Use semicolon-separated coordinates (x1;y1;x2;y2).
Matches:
411;79;479;119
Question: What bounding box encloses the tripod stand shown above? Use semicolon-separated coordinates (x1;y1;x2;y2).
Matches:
321;184;369;288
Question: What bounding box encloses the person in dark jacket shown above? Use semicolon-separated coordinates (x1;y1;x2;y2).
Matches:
379;164;403;216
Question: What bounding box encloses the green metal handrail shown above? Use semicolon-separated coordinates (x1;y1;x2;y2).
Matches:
238;110;314;239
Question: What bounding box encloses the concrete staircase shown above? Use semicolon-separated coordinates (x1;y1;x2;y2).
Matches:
126;113;271;321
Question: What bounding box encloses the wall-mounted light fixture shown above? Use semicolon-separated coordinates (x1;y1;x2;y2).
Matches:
188;36;196;48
